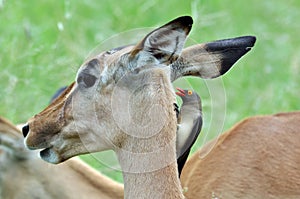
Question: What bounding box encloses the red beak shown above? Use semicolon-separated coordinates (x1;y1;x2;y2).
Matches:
175;87;185;97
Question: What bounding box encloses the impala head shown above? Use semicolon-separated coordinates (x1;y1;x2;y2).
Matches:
23;16;256;164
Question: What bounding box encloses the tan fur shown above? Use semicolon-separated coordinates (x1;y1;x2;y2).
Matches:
181;111;300;199
0;117;124;199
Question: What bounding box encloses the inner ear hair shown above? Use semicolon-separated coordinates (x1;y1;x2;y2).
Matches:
130;16;193;64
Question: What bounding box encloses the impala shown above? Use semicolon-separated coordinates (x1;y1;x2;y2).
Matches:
23;16;255;198
180;111;300;199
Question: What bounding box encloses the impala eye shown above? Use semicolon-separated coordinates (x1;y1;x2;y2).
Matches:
77;73;97;88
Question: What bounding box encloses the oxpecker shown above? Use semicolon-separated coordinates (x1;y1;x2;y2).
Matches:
175;87;202;176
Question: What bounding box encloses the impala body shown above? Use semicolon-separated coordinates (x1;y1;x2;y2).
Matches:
181;111;300;199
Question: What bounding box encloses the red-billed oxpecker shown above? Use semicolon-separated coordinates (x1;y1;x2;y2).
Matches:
175;88;202;177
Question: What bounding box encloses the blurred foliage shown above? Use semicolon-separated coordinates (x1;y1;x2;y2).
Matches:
0;0;299;182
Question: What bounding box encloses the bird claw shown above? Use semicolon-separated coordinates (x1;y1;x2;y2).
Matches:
174;103;179;118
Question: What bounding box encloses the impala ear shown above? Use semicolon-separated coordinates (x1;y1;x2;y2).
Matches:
170;36;256;81
130;16;193;64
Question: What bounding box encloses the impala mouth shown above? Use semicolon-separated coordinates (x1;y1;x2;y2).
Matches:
39;146;61;164
40;147;51;157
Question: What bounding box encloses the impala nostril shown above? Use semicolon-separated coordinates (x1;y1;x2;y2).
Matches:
22;124;29;138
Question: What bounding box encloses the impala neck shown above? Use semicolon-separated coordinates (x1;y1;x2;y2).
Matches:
123;163;184;199
117;150;185;199
113;77;183;198
115;123;184;198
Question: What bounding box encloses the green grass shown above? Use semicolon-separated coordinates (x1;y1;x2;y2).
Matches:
1;0;299;182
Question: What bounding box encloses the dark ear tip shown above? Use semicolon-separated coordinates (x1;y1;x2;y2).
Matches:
242;36;257;47
169;16;193;35
175;16;193;27
205;35;257;52
233;36;257;48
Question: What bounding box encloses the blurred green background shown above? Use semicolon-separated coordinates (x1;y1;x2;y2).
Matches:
0;0;299;182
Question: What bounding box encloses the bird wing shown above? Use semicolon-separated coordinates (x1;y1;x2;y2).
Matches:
177;113;202;177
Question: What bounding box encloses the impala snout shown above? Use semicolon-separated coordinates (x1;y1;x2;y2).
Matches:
22;124;29;138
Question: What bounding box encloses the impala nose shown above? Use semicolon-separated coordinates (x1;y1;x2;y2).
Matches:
22;124;29;138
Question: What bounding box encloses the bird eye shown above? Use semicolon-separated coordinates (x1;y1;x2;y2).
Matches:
188;90;193;95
